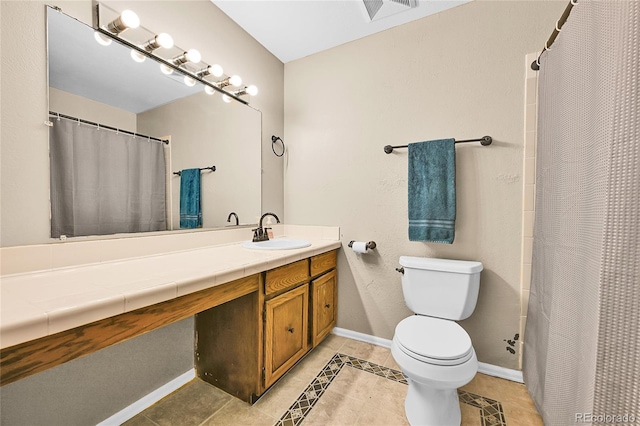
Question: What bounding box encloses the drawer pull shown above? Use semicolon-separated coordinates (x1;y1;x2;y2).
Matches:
325;304;331;308
288;327;295;333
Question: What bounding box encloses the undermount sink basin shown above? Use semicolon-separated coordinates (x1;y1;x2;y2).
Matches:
242;238;312;250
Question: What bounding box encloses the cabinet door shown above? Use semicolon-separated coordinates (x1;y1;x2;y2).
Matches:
311;270;337;347
264;284;309;388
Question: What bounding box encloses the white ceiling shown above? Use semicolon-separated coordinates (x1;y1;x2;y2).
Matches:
212;0;471;63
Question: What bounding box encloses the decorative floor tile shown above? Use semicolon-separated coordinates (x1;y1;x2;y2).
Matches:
275;353;507;426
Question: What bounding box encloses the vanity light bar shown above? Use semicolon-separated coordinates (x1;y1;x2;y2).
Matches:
92;2;255;105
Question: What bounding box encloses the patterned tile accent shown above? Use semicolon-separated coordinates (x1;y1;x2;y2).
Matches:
275;353;506;426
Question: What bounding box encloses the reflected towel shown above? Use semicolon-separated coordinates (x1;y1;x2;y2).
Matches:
179;168;202;229
408;139;456;243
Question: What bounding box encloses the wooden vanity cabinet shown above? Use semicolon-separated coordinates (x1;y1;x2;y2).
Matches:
195;249;338;404
310;251;338;347
264;284;309;388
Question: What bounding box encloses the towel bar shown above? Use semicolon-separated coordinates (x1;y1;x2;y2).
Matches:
173;166;216;176
384;136;492;154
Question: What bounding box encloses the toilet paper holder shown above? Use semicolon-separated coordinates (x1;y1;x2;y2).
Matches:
348;241;377;250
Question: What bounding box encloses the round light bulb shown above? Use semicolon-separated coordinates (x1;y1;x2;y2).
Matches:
131;49;146;63
211;64;224;78
246;85;258;96
185;49;202;64
222;94;232;103
160;64;173;75
229;75;242;87
204;86;216;95
94;31;112;46
184;76;196;87
120;10;140;30
156;33;174;49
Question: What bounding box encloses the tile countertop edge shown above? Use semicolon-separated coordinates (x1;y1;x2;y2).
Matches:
0;239;342;350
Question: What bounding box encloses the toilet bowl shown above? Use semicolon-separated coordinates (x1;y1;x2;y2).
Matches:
391;315;478;426
391;257;483;426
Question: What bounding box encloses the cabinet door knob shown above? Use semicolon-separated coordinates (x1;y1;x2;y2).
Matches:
288;327;294;333
325;304;331;308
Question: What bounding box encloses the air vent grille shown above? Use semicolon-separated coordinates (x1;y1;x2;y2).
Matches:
361;0;418;22
363;0;384;21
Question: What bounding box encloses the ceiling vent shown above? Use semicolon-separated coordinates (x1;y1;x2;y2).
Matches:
362;0;418;22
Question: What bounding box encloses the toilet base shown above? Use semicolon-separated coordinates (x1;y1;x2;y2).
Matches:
405;378;461;426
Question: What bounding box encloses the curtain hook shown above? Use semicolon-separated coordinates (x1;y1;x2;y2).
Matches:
536;57;541;68
97;123;100;131
545;41;551;51
555;20;562;32
56;113;61;121
77;117;81;126
570;0;577;5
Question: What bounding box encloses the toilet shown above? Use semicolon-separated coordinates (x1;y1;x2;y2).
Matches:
391;256;483;426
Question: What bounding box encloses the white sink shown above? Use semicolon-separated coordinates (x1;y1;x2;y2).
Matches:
242;238;311;250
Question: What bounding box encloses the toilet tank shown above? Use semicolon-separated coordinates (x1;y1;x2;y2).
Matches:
399;256;483;320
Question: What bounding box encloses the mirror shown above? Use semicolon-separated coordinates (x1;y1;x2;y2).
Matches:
47;7;261;237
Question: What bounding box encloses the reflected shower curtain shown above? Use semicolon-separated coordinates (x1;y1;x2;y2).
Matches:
50;119;167;238
523;1;639;425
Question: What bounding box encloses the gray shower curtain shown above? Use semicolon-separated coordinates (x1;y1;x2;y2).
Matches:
523;1;639;425
50;119;167;238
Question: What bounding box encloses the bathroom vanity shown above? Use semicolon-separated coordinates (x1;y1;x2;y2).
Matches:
0;226;340;404
195;250;337;402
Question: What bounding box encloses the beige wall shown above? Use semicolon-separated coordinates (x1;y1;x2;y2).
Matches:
49;87;138;132
284;0;565;369
0;0;284;247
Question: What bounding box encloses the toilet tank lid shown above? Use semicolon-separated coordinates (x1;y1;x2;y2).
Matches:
399;257;483;274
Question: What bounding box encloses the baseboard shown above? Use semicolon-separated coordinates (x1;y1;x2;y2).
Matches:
332;327;392;348
478;362;523;383
332;327;524;383
97;369;195;426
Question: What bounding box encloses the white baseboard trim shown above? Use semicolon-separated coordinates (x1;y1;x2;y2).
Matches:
97;369;195;426
478;362;523;383
332;327;524;383
333;327;392;348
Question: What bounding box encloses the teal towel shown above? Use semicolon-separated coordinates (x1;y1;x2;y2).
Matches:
408;139;456;243
179;169;202;229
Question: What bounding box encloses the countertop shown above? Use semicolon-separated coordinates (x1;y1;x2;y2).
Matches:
0;232;341;350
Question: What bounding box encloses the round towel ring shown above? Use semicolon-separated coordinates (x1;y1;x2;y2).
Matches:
271;135;285;157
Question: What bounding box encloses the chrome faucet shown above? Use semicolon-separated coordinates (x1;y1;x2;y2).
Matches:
252;212;280;242
227;212;239;226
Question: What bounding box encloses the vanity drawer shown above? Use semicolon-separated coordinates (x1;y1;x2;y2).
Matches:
265;259;310;296
311;250;337;277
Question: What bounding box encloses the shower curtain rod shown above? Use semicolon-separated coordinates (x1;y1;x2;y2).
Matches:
383;136;492;154
531;0;577;71
47;111;170;144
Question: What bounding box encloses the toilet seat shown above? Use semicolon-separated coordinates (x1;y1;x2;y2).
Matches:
394;315;473;366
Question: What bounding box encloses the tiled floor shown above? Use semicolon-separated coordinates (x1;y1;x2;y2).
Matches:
123;335;543;426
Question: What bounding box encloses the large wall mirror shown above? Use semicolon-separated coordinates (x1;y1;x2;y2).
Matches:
46;6;261;238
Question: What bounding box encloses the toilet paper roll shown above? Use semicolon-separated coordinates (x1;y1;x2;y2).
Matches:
352;241;369;254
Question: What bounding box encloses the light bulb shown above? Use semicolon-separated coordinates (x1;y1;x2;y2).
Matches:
131;49;146;63
155;33;174;49
222;94;233;103
185;49;202;64
210;64;224;77
229;75;242;87
94;31;112;46
184;76;196;87
120;10;140;29
204;86;216;95
160;64;173;75
107;9;140;34
246;85;258;96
